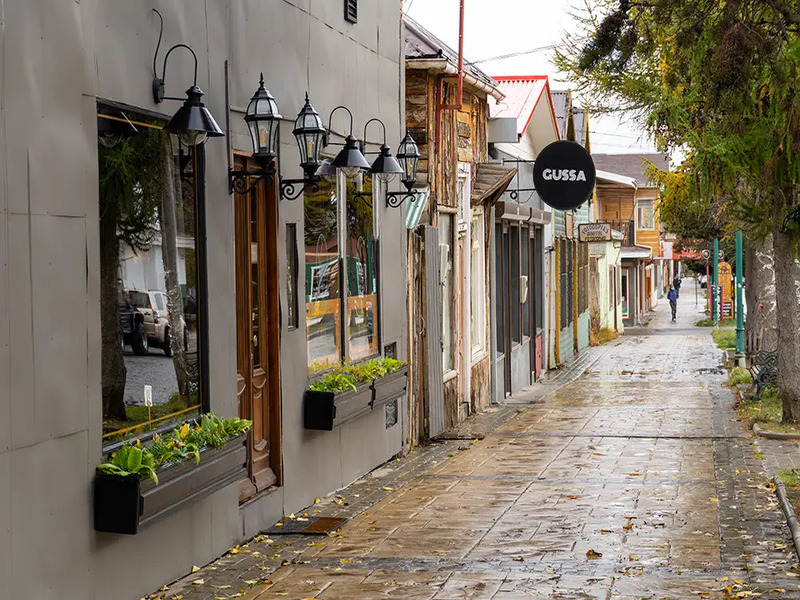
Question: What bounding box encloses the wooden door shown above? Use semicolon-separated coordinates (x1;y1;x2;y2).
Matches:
234;166;282;502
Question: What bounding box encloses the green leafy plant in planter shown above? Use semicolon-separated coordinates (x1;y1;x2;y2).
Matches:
97;442;159;484
310;357;406;392
98;413;252;484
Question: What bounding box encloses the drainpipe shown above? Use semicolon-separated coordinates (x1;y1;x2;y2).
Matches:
440;0;465;111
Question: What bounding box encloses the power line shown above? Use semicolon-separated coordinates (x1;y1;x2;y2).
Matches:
469;38;589;65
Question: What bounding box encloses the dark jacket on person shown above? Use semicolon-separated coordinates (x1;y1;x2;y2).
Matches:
673;277;681;289
667;288;679;303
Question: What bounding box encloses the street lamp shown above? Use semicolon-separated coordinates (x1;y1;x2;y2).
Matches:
245;74;282;167
293;94;326;179
396;131;420;193
362;118;404;183
328;106;370;179
151;11;223;146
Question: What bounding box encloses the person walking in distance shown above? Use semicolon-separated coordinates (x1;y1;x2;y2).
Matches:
667;285;679;321
672;274;682;297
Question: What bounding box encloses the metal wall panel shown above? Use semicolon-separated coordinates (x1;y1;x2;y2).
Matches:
424;226;446;438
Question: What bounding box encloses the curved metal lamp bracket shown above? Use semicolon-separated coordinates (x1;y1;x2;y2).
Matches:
386;191;418;209
361;118;388;153
151;9;199;104
229;169;276;195
280;178;322;201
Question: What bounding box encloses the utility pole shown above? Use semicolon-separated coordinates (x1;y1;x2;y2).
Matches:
735;231;745;365
713;238;719;325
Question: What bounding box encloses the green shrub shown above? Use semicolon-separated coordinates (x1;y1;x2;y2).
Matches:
711;328;736;350
310;372;358;393
728;367;753;386
97;442;159;484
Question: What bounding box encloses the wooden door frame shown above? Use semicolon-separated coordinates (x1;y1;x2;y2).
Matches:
233;156;283;502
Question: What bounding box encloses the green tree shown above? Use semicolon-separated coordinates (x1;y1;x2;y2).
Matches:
556;0;800;420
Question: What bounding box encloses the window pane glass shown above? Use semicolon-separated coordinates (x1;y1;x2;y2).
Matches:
510;225;520;343
440;215;455;372
346;176;378;362
286;224;298;329
495;223;505;354
102;123;202;446
305;180;341;373
522;230;530;337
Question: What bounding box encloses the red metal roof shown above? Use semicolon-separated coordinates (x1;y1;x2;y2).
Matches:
490;75;555;138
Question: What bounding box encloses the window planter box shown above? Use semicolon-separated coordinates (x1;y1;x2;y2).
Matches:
94;433;247;535
371;365;408;409
304;382;373;431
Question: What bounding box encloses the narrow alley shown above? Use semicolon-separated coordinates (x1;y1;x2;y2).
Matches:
164;280;798;599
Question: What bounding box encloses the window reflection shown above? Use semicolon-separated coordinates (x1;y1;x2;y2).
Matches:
99;111;201;446
305;181;341;372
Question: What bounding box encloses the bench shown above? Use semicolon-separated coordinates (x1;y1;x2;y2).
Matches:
749;350;778;400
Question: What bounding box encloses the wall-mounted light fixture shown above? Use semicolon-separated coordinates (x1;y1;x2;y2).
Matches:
151;9;223;146
228;75;415;204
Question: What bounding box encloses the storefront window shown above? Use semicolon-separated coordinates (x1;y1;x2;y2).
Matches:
510;224;521;343
440;214;455;372
99;108;203;447
305;180;341;373
346;177;379;361
286;224;298;330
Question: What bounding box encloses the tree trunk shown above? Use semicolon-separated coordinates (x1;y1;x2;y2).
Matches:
100;194;128;421
771;213;800;422
158;135;191;398
745;235;778;353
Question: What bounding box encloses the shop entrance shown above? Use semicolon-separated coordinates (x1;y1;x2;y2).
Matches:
234;160;282;502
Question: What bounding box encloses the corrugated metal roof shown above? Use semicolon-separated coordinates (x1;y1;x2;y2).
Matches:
573;109;589;149
489;76;548;137
472;163;517;205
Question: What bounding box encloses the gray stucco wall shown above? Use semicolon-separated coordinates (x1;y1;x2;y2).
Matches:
0;2;406;599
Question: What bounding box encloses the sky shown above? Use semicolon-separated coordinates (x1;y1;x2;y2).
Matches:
403;0;660;156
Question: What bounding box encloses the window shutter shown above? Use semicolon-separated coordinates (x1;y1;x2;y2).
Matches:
344;0;357;23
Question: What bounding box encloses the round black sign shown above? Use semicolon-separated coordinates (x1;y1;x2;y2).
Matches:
533;141;596;211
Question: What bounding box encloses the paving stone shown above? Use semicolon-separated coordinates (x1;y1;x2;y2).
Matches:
153;280;799;600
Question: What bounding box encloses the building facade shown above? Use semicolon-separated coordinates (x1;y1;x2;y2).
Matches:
0;3;409;599
404;17;515;440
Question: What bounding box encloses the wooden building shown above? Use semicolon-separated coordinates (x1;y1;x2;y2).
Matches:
404;17;516;442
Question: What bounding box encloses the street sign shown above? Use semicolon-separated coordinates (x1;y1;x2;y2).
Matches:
578;222;612;242
533;141;596;211
701;249;711;260
144;385;153;407
718;262;732;302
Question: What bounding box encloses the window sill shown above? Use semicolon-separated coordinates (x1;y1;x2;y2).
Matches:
443;369;458;383
471;350;488;365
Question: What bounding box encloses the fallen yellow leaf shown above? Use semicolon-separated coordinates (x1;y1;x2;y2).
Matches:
191;566;201;573
586;549;603;559
191;579;205;585
710;498;719;503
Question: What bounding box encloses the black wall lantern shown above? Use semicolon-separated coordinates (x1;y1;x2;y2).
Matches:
228;75;416;204
151;10;223;146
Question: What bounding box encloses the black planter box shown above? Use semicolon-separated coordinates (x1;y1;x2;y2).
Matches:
304;382;373;430
372;366;408;409
94;434;247;534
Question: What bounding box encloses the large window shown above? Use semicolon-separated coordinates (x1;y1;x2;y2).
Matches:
637;200;655;230
305;180;341;372
305;174;379;373
495;223;505;354
470;211;486;358
99;108;203;447
510;224;521;343
440;214;455;372
346;177;378;361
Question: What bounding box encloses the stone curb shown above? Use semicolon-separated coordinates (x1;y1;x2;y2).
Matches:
753;423;800;440
774;476;800;563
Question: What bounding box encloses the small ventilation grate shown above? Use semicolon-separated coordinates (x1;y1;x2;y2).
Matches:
344;0;357;23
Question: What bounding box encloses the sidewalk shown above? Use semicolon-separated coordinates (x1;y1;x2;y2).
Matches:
152;284;798;600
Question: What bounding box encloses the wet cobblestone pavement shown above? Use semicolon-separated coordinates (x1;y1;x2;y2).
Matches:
159;287;800;599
